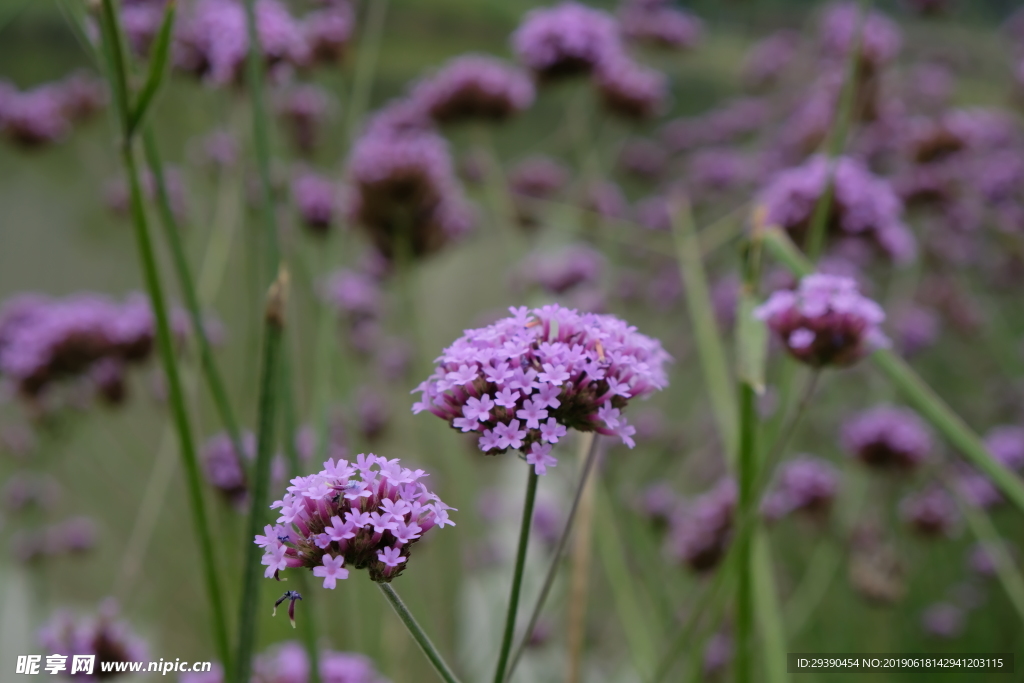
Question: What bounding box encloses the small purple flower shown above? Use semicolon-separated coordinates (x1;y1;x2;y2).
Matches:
413;304;670;463
618;2;702;50
819;2;902;73
303;2;353;64
512;2;623;81
761;456;840;521
410;55;535;125
841;405;931;471
634;482;682;531
667;478;736;573
509;155;569;199
38;600;147;677
754;274;888;367
921;602;964;639
277;84;334;154
985;426;1024;471
758;155;915;264
526;442;557;475
291;171;338;234
593;55;667;120
259;453;454;585
893;305;940;357
321;269;382;323
900;488;959;537
742;30;799;90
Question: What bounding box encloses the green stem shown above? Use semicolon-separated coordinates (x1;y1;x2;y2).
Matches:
232;272;287;683
142;128;250;481
493;468;540;683
346;0;390;143
98;0;230;668
671;195;738;466
735;383;758;683
241;0;280;274
378;583;462;683
505;434;600;681
753;531;787;683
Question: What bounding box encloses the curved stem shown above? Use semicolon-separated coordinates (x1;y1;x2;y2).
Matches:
493;467;540;683
505;434;600;681
378;583;462;683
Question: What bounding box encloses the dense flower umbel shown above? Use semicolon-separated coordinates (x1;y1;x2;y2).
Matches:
593;55;667;120
409;55;535;125
291;171;338;234
412;305;670;467
758;155;916;263
0;292;186;398
0;72;105;148
511;2;623;80
345;113;475;260
38;600;147;678
841;406;932;470
174;0;309;86
819;2;902;73
617;1;703;50
761;456;840;521
181;640;390;683
900;488;959;537
754;274;888;368
257;454;455;585
667;478;736;573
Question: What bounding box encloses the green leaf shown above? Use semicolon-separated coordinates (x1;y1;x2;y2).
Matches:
670;194;738;466
128;1;176;136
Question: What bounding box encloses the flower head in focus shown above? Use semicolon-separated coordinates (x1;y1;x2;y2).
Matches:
754;274;888;367
412;304;670;473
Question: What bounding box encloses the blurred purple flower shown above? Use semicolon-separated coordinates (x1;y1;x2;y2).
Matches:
900;487;959;537
38;600;147;676
667;478;736;573
512;2;623;81
761;456;840;522
410;55;535;124
841;405;931;471
291;171;338;234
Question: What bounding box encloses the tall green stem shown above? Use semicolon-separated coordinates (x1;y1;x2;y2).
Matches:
493;468;540;683
142;128;249;479
378;583;462;683
233;270;288;683
505;434;600;681
346;0;389;143
97;0;230;668
735;383;758;683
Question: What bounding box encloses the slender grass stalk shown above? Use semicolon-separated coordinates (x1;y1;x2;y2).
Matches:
671;195;738;466
735;383;758;683
492;468;540;683
804;0;870;261
650;551;737;683
783;539;841;639
593;482;657;679
761;226;1024;515
345;0;390;143
505;433;599;681
280;349;321;683
128;2;175;136
946;480;1024;625
241;0;280;274
565;434;600;683
142;128;250;480
97;0;230;668
378;583;462;683
753;531;787;683
233;268;289;683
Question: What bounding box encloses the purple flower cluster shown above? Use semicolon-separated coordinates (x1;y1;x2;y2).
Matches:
409;55;535;125
174;0;310;86
509;155;569;200
742;31;799;90
634;482;683;531
345;104;475;260
0;293;185;399
514;244;605;295
12;516;98;563
900;488;959;537
257;453;455;585
202;431;258;507
841;406;932;471
761;456;840;521
121;0;170;57
303;1;354;65
38;600;147;678
0;72;105;148
511;2;621;80
291;171;338;234
667;478;736;573
593;55;667;120
413;304;670;468
921;602;964;639
277;84;335;154
819;2;902;73
617;0;703;50
758;155;916;263
182;640;390;683
985;426;1024;470
754;274;888;368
